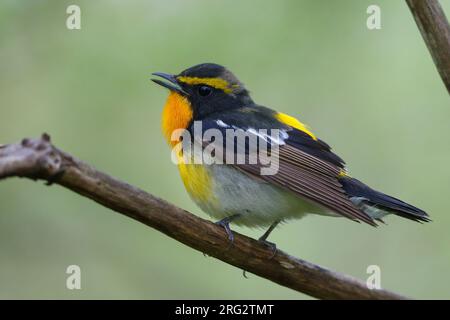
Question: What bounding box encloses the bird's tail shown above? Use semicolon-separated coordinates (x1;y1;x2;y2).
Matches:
339;176;430;223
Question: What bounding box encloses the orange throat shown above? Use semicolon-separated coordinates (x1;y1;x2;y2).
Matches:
161;92;193;145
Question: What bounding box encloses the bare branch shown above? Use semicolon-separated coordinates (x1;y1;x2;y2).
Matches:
406;0;450;93
0;134;407;300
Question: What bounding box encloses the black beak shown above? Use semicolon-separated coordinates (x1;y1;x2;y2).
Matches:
151;72;189;96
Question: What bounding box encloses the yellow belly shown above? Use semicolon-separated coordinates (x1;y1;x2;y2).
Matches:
178;163;323;227
178;162;216;206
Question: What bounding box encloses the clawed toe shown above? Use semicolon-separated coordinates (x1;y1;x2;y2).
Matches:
258;238;277;259
215;214;240;248
215;219;235;244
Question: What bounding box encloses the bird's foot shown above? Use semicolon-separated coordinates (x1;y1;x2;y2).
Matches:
215;216;236;248
258;238;277;259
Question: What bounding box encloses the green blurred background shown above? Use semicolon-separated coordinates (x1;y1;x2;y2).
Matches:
0;0;449;299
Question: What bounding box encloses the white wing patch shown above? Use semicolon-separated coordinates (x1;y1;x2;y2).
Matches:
215;120;289;145
216;120;229;128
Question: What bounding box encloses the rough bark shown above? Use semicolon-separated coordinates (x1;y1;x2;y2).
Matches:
406;0;450;93
0;135;407;300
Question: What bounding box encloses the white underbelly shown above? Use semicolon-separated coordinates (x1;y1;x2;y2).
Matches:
188;164;330;228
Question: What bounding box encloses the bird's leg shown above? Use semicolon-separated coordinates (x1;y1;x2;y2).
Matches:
258;220;280;258
215;214;240;245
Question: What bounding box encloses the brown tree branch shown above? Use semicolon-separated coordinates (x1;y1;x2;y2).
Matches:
0;134;407;300
406;0;450;93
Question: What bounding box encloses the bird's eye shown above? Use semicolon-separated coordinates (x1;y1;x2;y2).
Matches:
198;85;212;96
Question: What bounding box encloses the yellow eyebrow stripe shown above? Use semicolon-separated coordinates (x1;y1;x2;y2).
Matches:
276;112;317;140
177;76;233;93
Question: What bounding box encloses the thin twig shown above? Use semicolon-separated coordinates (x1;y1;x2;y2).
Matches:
406;0;450;93
0;134;407;300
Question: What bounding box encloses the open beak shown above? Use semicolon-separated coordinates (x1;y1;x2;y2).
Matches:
151;72;189;96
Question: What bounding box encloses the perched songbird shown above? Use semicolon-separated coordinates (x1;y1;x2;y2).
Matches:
152;63;429;248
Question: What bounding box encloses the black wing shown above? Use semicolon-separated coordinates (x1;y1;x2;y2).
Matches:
194;105;376;226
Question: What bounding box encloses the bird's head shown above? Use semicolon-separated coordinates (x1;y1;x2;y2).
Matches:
152;63;252;143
